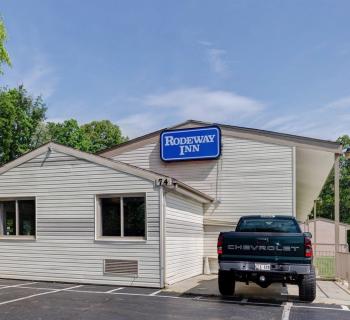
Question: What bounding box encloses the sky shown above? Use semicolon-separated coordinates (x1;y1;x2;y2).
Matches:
1;0;350;139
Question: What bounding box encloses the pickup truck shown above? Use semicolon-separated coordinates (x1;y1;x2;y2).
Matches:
217;215;315;301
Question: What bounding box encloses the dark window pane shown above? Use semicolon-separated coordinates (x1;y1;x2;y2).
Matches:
101;198;121;236
18;200;36;236
1;201;16;235
236;218;300;233
124;197;145;237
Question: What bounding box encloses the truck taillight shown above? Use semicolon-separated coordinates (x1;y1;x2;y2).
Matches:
305;237;313;258
217;234;223;255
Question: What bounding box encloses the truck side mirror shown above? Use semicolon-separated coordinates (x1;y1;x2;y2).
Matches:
303;231;312;239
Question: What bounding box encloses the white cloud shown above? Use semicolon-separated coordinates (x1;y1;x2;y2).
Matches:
118;113;165;138
198;40;230;76
4;50;57;99
326;96;350;109
119;87;264;137
208;48;228;76
258;96;350;140
197;40;213;47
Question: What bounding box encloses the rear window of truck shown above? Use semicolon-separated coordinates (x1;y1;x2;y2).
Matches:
236;218;301;233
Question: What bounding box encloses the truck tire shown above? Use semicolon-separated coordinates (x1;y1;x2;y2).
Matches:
299;266;316;302
218;270;235;296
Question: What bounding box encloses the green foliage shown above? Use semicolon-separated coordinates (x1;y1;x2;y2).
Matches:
44;119;91;151
316;135;350;224
81;120;127;153
0;18;11;74
0;86;46;164
35;119;127;153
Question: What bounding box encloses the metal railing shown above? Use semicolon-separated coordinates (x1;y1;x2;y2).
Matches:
313;243;349;279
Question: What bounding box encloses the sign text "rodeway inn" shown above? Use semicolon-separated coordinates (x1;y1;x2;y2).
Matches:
160;126;221;161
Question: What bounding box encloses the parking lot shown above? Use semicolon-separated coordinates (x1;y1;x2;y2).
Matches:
0;278;348;320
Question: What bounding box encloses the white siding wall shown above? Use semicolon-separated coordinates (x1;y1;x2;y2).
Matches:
165;192;204;285
0;150;161;287
113;135;293;258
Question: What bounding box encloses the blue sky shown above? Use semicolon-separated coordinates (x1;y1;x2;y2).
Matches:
1;0;350;139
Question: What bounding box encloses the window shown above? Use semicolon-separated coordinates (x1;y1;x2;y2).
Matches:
97;195;146;239
0;199;36;238
236;218;301;233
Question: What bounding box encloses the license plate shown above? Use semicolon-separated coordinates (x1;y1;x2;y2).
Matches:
255;263;271;271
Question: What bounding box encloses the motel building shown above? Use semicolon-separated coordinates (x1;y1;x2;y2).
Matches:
0;120;343;288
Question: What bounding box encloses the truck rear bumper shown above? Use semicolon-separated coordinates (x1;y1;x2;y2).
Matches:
219;261;311;275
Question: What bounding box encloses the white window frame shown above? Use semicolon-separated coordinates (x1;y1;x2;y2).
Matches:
95;193;147;242
0;197;36;240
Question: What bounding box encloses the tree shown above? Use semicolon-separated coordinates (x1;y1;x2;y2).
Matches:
43;119;91;151
316;135;350;224
36;119;127;153
81;120;127;153
0;86;46;164
0;18;11;74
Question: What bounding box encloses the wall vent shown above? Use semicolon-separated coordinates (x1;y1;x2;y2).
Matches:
104;259;138;276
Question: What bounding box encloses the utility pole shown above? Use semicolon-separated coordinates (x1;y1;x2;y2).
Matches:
334;154;340;278
313;200;317;256
334;154;340;253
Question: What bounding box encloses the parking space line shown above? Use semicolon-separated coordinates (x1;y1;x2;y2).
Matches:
149;289;162;296
292;305;348;312
281;302;292;320
14;286;57;291
3;282;347;313
0;282;37;290
0;284;82;307
106;287;124;293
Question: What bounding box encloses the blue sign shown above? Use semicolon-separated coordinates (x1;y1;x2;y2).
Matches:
160;126;221;162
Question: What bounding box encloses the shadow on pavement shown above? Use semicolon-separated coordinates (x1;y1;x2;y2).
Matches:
178;277;298;304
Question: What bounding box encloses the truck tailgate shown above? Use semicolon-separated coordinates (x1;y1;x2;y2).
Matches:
221;232;306;264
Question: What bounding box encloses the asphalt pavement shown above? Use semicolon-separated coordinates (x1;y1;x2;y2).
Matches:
0;278;348;320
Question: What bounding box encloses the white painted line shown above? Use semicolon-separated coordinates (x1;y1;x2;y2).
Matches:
64;285;83;291
0;284;82;307
149;289;162;296
5;283;347;313
12;286;57;291
281;302;293;320
292;305;349;312
106;287;124;294
68;288;183;298
0;282;37;290
241;298;248;303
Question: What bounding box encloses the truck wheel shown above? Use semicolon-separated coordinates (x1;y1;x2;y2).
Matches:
299;266;316;302
218;271;235;296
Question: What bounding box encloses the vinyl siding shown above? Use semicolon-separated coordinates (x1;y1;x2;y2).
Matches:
165;192;204;285
0;150;161;287
112;134;293;261
112;135;293;222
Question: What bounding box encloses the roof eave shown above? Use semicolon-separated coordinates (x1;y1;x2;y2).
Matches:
99;119;342;156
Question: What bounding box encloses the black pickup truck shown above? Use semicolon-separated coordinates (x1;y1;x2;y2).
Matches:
217;215;315;301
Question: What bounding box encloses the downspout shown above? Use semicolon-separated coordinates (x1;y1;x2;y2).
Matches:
159;185;166;288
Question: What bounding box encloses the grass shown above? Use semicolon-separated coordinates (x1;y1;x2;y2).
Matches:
314;256;335;279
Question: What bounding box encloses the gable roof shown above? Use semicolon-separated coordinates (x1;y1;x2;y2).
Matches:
99;120;342;156
0;142;213;204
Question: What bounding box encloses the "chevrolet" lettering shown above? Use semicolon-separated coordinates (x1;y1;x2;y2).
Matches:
227;244;299;252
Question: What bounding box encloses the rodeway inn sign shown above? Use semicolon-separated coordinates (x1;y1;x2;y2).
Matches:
160;126;221;161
